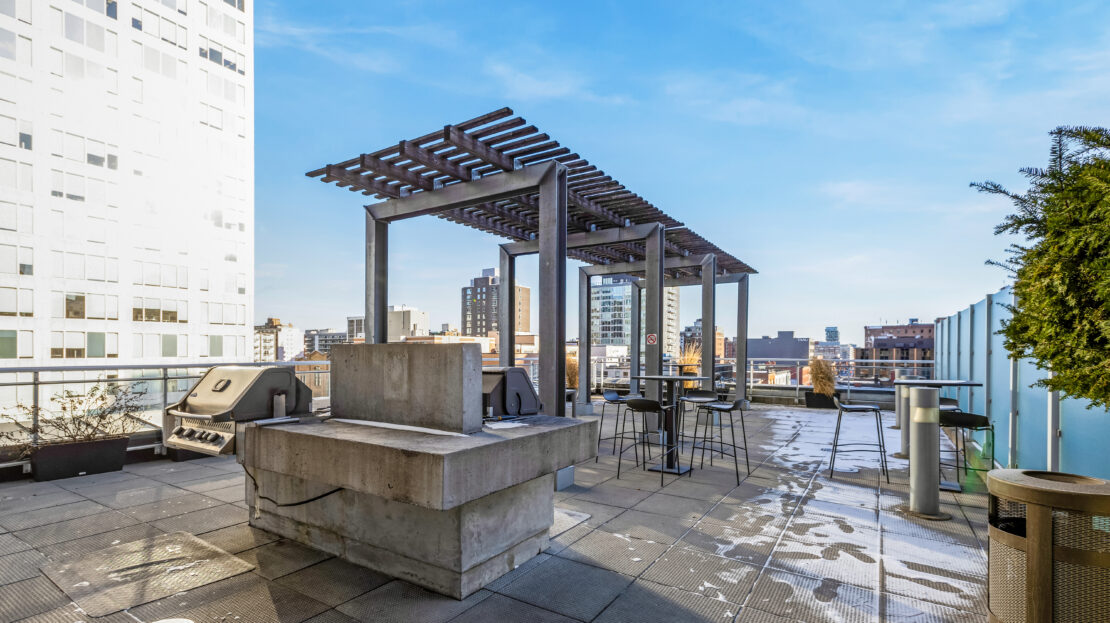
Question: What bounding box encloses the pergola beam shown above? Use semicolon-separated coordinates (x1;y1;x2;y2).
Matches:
326;165;404;198
357;154;435;191
367;161;555;222
443;125;519;173
584;253;713;276
501;223;660;255
399;140;473;182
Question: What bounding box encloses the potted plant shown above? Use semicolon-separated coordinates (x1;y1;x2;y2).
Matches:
804;357;840;408
677;343;702;390
0;383;146;481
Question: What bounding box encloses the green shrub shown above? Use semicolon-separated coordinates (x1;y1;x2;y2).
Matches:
974;126;1110;409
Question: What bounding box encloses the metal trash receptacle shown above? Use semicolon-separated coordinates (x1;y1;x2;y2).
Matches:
988;469;1110;622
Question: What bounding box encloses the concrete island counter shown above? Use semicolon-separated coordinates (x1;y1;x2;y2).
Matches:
239;343;597;599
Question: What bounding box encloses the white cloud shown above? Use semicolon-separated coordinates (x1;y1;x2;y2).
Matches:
254;14;460;74
661;71;808;127
727;1;1019;71
482;60;627;104
819;179;1004;217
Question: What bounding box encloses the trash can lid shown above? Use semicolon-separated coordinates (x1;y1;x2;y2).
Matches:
988;469;1110;513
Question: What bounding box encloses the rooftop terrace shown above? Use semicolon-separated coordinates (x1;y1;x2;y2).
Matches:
0;403;988;623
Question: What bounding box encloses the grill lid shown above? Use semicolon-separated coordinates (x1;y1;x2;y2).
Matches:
175;365;300;421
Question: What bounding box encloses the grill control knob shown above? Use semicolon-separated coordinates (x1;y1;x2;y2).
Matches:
210;434;223;443
183;428;196;438
172;427;185;436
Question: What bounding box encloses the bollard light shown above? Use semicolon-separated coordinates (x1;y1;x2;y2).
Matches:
907;386;951;520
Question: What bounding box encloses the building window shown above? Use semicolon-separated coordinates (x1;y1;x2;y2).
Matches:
87;332;105;358
0;330;16;359
65;293;85;319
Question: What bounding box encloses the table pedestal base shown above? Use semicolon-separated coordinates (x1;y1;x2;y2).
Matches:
895;504;951;521
648;465;692;475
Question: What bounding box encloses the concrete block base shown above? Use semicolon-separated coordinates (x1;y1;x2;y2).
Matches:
247;468;553;599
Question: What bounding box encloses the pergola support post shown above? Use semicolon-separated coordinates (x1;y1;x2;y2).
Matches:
701;255;716;391
645;224;664;403
737;274;749;401
498;245;516;367
576;269;593;414
631;281;642;395
538;164;568;415
365;213;388;344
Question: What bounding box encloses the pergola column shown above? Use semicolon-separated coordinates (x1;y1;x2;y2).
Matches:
576;269;592;413
498;245;516;367
645;224;664;402
701;254;716;390
538;163;568;415
737;274;749;401
365;213;388;344
631;281;642;395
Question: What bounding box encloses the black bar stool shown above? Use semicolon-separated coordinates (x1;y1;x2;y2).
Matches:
623;398;687;485
678;389;717;448
613;397;653;475
830;396;889;483
596;389;639;461
940;410;995;482
690;399;750;485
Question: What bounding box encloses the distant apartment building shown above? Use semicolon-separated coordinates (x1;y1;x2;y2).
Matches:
589;275;680;358
461;268;529;337
303;328;345;356
747;331;812;360
591;275;634;346
662;286;680;359
0;1;255;366
856;319;934;367
293;350;328;400
252;317;302;362
387;304;428;342
344;308;428;343
825;326;840;342
346;315;364;340
679;318;724;358
404;333;493;352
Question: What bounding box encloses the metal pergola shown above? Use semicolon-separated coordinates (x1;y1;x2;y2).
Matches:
307;108;756;415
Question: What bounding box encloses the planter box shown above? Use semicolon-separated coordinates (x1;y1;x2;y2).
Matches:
32;436;129;481
804;391;840;409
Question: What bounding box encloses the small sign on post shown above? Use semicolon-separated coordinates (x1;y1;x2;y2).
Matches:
646;334;657;345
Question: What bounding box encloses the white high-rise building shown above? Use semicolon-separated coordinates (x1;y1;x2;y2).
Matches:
589;276;680;359
0;0;253;366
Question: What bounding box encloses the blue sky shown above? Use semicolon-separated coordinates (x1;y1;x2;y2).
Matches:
253;1;1110;346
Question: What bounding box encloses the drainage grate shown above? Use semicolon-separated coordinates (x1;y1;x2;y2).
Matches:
40;531;254;616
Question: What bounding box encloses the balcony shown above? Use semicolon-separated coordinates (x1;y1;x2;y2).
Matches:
0;401;987;622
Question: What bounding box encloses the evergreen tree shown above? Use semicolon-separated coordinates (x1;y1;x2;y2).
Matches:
973;126;1110;409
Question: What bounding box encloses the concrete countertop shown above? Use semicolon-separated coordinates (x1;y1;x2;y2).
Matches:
242;415;596;510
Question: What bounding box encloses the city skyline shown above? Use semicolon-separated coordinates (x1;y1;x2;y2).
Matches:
252;2;1107;347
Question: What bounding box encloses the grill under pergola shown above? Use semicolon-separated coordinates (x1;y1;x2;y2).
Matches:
308;107;754;440
306;107;754;279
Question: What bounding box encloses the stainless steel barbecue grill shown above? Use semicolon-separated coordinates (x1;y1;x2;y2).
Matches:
165;365;312;456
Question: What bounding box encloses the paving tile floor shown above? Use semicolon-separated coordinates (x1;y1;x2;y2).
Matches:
0;403;989;622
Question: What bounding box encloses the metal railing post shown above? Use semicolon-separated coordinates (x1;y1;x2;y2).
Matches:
31;370;39;447
160;367;170;454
